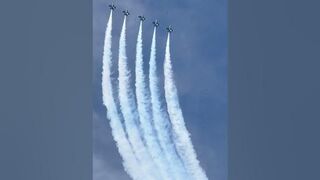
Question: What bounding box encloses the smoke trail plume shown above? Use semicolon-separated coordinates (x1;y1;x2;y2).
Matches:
101;11;142;180
164;34;208;180
118;17;160;180
149;28;189;180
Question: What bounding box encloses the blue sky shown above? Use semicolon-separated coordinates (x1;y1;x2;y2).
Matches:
93;0;227;179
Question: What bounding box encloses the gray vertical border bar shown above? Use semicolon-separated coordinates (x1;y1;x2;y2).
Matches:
229;0;320;179
0;0;92;180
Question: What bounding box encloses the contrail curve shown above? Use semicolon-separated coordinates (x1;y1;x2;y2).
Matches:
164;33;208;180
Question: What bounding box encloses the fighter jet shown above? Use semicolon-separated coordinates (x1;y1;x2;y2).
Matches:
109;4;116;10
122;10;130;16
166;25;173;33
138;15;146;21
152;20;160;27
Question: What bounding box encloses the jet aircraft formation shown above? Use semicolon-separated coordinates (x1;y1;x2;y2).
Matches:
109;3;173;33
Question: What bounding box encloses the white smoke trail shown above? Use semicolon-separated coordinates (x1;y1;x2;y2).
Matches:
101;11;142;180
149;28;190;180
164;34;208;180
118;17;160;180
135;22;173;180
